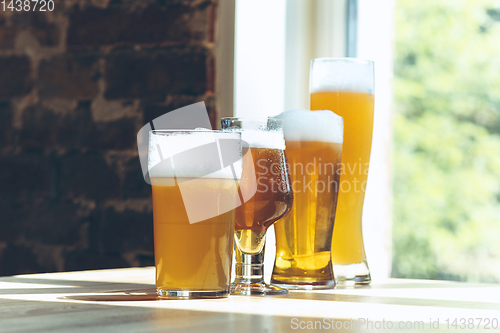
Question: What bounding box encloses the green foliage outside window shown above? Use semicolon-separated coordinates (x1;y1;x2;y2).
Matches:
392;0;500;282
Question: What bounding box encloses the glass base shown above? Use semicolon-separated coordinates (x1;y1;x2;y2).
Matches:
334;262;371;286
157;289;229;299
230;282;288;296
270;280;335;290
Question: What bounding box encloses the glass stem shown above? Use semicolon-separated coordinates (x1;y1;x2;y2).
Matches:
234;244;266;285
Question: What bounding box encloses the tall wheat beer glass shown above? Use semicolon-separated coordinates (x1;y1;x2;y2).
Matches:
310;58;374;285
271;110;343;289
148;130;242;298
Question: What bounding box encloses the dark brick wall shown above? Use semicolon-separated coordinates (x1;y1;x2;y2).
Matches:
0;0;218;276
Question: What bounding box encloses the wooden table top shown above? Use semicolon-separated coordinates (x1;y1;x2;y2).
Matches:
0;267;499;332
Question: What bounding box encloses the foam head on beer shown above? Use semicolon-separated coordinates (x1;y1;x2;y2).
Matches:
148;130;244;224
148;130;243;180
274;109;343;143
309;58;374;95
224;125;286;150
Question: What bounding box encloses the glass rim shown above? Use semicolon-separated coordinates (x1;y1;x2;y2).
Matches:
221;117;283;124
150;129;234;135
311;57;374;66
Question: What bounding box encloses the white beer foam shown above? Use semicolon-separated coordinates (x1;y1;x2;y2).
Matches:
275;109;343;144
148;131;242;180
241;129;286;149
222;126;285;149
310;58;374;94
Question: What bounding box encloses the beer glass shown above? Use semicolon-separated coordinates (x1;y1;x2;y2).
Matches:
271;110;343;289
310;58;374;285
221;118;294;295
148;130;242;298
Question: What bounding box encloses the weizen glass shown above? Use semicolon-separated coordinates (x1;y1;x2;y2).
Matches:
148;130;243;298
310;58;374;285
221;118;293;295
271;110;343;289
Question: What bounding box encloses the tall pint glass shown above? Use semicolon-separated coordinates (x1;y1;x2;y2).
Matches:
310;58;374;285
148;130;242;298
271;110;343;289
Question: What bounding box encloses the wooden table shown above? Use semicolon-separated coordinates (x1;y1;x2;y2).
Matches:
0;267;499;332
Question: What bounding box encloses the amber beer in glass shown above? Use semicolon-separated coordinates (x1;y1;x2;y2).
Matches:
221;118;294;295
271;110;343;289
234;147;293;253
148;130;242;298
310;58;374;285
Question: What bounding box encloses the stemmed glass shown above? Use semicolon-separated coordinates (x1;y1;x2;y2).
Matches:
221;117;293;295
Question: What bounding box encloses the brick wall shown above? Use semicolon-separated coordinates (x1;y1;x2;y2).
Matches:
0;0;218;276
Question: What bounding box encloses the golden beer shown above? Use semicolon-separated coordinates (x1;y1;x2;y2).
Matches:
271;110;343;288
310;58;374;285
311;92;373;263
152;177;237;293
272;141;342;286
148;130;242;298
235;147;294;255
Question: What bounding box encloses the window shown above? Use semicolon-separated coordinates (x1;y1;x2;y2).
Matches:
392;0;500;282
230;0;500;285
233;0;394;280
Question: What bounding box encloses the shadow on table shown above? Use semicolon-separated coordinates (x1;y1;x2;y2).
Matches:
0;276;154;296
61;289;159;302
